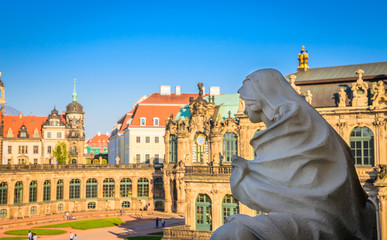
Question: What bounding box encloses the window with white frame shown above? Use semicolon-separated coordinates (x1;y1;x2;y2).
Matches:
155;136;159;143
145;154;150;163
136;136;141;143
140;118;146;126
146;136;150;143
135;154;141;163
153;118;159;126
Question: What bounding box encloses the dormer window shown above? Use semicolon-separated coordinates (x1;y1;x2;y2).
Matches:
18;125;29;138
153;118;159;126
140;117;146;126
7;129;13;138
34;129;39;138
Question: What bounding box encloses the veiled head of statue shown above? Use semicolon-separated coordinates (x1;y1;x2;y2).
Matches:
238;68;303;124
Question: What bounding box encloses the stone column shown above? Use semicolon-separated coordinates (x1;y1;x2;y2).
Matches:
211;191;221;230
8;181;15;206
185;189;193;228
176;175;186;214
163;175;172;213
379;195;386;240
115;176;121;210
37;179;44;203
80;176;86;201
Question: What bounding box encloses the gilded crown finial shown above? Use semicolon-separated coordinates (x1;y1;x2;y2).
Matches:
297;46;309;72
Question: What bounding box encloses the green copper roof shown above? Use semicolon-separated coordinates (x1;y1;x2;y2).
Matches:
175;94;240;121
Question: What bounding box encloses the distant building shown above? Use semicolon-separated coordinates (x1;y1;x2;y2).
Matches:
0;77;85;164
85;132;109;155
109;86;220;164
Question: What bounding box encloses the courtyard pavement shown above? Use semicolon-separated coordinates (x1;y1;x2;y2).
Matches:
0;212;185;240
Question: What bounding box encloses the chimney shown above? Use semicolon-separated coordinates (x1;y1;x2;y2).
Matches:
175;86;181;95
98;131;101;136
160;85;171;95
202;87;205;96
19;112;22;119
209;86;220;95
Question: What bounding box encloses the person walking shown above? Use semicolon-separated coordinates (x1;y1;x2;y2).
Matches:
28;230;32;240
162;218;166;228
156;217;159;228
73;234;78;240
32;233;37;240
120;209;123;216
69;232;74;240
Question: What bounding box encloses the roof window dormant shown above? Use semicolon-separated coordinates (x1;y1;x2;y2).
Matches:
140;117;146;126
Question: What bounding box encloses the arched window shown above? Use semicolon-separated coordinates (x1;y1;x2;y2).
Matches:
30;206;37;215
72;159;77;164
14;181;23;204
137;178;149;198
43;180;51;202
122;201;130;208
120;178;132;198
69;179;81;200
154;177;164;199
0;209;7;218
72;146;77;154
103;178;115;199
86;178;98;199
0;182;8;205
196;194;212;231
87;202;96;209
169;135;177;163
350;127;374;166
29;181;38;203
193;133;208;163
222;195;239;224
56;180;64;201
223;133;238;162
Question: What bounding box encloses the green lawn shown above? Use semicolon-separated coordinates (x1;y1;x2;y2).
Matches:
126;237;162;240
0;237;29;240
4;229;67;235
148;231;163;235
36;217;123;230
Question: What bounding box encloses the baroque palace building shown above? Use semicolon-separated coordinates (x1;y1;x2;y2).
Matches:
1;48;387;240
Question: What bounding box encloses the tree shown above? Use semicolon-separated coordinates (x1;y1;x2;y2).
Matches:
53;142;69;164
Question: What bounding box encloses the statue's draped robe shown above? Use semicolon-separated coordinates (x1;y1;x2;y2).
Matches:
211;69;376;240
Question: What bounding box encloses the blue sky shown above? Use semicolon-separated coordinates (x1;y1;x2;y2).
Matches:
1;0;386;138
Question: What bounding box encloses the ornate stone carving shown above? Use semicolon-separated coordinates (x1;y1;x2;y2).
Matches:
371;80;387;109
289;75;302;95
305;90;313;104
351;69;369;107
338;87;347;107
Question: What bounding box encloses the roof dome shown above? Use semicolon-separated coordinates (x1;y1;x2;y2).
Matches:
66;101;83;113
1;104;20;116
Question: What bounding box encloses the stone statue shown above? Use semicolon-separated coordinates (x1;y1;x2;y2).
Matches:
371;80;387;109
211;69;376;240
289;75;302;95
338;87;347;107
305;89;313;104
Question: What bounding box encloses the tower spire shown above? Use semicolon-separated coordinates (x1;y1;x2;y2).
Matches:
72;77;77;102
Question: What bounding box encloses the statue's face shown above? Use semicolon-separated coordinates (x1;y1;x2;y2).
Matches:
244;100;264;123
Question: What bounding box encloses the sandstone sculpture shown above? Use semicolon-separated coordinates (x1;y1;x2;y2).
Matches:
211;69;376;240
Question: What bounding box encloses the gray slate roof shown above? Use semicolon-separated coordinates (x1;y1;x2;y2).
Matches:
286;62;387;82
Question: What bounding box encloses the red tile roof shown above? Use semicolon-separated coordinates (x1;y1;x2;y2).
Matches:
130;105;182;127
113;93;197;133
86;133;109;147
140;93;198;105
3;116;47;138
